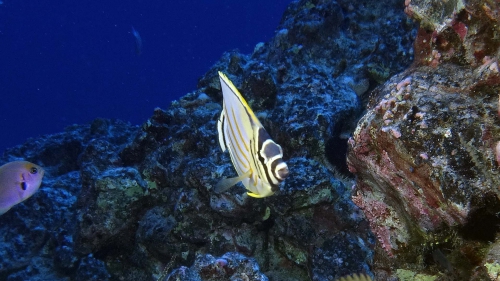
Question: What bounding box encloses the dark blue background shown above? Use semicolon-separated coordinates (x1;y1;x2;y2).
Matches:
0;0;290;153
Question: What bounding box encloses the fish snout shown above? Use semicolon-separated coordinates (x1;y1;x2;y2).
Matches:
277;165;289;180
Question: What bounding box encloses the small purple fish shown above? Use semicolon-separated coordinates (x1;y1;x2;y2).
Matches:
0;161;44;215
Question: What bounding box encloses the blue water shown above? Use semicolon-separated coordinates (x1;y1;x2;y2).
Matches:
0;0;291;154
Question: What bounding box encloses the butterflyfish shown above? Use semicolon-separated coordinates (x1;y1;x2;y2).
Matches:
131;26;142;55
0;161;44;215
216;71;289;198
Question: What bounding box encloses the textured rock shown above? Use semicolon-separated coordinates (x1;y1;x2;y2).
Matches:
0;171;79;275
162;252;268;281
347;0;500;279
6;257;70;281
0;0;417;280
198;0;415;172
349;62;500;248
0;119;135;280
74;255;111;281
407;0;500;68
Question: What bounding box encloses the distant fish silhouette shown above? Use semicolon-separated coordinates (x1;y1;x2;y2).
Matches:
131;26;142;55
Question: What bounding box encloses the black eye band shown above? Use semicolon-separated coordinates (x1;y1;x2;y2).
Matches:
30;167;38;174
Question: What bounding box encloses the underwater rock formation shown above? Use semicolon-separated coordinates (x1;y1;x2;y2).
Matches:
119;103;373;280
163;252;268;281
348;0;500;279
0;119;136;280
0;0;416;280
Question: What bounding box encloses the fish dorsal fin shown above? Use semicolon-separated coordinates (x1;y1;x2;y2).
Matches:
218;72;263;128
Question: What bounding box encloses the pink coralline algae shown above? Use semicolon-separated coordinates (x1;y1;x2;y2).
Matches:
347;0;500;279
351;192;401;257
496;141;500;167
451;20;467;41
410;0;500;68
348;62;500;262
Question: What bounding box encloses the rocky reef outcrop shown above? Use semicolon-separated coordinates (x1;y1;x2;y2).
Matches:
348;0;500;280
0;0;418;280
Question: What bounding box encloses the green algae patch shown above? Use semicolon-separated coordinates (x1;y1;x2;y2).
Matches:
367;63;390;84
277;237;308;266
396;269;438;281
125;183;143;198
147;180;157;190
485;262;500;280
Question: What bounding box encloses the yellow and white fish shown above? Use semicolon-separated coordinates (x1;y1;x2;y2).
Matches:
0;161;44;215
215;71;289;198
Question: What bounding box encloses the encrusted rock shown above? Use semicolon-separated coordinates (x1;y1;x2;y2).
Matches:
0;0;417;280
348;6;500;277
162;252;268;281
347;0;500;278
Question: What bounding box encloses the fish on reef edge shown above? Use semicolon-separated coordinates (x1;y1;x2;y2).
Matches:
0;161;44;215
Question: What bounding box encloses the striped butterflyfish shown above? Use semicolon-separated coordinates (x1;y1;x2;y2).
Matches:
215;71;289;198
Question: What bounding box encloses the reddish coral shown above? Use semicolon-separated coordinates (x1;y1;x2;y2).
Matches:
412;28;433;66
451;20;468;41
404;0;413;17
496;142;500;167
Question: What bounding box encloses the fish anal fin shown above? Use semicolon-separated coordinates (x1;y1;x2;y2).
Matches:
214;172;250;194
214;174;243;193
246;192;267;198
214;177;239;194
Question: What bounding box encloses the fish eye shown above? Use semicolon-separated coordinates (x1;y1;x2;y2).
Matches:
30;167;38;174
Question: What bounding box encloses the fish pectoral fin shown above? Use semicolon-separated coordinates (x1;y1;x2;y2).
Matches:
214;172;250;194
